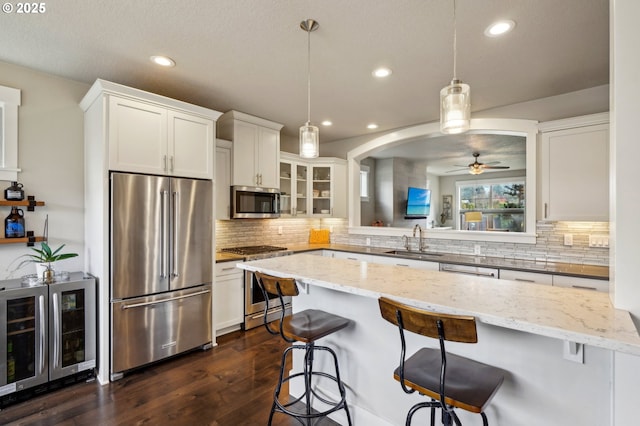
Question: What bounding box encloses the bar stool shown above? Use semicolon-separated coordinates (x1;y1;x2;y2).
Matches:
378;297;505;426
255;272;353;425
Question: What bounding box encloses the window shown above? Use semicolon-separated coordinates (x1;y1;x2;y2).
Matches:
0;84;21;181
456;177;525;232
360;165;370;201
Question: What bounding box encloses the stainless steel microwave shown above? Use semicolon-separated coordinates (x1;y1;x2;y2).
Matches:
231;186;281;219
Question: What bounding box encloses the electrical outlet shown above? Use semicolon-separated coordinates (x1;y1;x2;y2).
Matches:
278;226;282;235
589;235;609;247
564;234;573;246
366;237;371;246
329;225;333;233
474;244;481;255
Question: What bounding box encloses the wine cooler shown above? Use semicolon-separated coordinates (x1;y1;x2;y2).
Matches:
0;272;96;407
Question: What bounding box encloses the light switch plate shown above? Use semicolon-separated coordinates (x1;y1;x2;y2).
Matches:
564;234;573;246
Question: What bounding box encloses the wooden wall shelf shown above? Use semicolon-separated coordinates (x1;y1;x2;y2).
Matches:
0;198;45;211
1;197;46;246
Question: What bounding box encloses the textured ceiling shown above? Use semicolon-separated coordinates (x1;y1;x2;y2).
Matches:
0;0;609;145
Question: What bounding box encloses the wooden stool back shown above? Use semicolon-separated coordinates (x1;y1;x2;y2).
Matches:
378;297;477;343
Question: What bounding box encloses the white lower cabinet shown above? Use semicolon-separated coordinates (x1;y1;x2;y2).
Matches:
499;269;553;285
214;262;244;334
552;275;608;292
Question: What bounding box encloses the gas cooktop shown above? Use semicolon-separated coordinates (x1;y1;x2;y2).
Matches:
221;245;288;256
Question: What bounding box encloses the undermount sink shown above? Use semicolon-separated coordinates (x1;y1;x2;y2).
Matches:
384;250;444;258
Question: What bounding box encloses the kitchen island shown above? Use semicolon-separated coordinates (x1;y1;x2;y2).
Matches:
238;253;640;426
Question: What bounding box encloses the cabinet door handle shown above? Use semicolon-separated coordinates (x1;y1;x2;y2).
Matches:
544;203;548;219
572;285;597;291
39;295;46;374
53;292;60;368
514;278;535;283
163;155;168;172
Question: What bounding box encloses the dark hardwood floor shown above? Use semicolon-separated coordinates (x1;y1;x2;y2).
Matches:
0;328;341;425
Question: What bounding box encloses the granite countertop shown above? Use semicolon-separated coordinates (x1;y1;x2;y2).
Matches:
237;253;640;356
216;243;608;280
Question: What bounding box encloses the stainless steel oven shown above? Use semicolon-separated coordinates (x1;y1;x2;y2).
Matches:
220;245;293;330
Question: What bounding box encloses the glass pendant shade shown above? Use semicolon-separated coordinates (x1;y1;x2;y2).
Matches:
440;79;470;134
299;122;319;158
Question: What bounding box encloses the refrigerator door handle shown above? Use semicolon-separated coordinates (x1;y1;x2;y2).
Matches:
161;190;169;279
39;294;46;375
172;190;180;278
53;292;60;369
121;289;210;310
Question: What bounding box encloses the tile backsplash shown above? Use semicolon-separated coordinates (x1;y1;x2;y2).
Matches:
216;219;609;266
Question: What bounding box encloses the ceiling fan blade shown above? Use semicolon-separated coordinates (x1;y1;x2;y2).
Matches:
482;165;510;169
445;167;470;173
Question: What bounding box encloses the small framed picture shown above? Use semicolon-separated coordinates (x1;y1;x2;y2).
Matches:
442;195;453;220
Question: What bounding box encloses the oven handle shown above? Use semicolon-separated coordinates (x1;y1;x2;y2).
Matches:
121;289;211;310
249;305;290;321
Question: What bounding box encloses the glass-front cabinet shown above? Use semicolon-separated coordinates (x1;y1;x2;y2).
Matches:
311;165;331;216
280;153;347;218
279;155;308;217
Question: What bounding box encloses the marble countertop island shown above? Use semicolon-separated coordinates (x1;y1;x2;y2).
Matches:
238;253;640;356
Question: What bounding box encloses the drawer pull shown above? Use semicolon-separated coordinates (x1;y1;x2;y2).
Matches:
572;285;596;291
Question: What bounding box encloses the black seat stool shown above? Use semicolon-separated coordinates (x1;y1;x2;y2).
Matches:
378;297;505;426
256;272;353;425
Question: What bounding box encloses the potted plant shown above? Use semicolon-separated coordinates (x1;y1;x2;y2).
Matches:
17;242;78;283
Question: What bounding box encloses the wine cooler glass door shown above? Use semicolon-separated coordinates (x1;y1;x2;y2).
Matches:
1;285;48;395
49;276;96;381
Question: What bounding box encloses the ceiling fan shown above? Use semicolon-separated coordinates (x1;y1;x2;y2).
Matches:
447;152;510;175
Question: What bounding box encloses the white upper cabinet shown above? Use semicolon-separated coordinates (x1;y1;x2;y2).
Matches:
279;153;347;218
310;159;347;218
216;139;232;220
108;96;167;174
169;111;215;179
108;97;214;179
539;113;609;221
81;79;221;179
217;110;283;188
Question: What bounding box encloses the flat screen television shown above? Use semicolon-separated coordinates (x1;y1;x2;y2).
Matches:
405;187;431;217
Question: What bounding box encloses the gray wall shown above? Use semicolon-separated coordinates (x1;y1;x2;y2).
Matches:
0;61;89;279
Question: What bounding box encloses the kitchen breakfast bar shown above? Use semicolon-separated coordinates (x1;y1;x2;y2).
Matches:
238;253;640;426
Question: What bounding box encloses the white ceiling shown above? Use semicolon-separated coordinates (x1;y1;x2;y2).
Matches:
0;0;608;146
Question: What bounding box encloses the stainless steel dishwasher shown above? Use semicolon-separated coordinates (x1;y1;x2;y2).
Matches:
439;263;499;278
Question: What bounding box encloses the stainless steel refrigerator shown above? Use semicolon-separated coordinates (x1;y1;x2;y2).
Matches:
110;172;212;380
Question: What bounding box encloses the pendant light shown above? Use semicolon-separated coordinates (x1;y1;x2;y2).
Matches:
299;19;320;158
440;0;470;134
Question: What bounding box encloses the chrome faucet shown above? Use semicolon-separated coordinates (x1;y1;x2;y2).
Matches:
413;224;426;252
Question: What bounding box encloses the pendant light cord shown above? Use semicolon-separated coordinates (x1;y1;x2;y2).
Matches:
452;0;457;81
306;26;312;124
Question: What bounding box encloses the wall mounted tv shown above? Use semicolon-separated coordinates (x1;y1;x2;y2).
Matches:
405;186;431;218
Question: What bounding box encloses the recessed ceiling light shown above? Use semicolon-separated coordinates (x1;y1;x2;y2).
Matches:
150;55;176;67
484;20;516;37
372;68;392;78
322;120;333;126
367;123;379;130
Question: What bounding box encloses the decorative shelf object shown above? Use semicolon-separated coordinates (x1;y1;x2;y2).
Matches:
1;196;46;246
